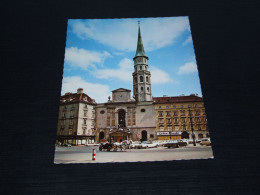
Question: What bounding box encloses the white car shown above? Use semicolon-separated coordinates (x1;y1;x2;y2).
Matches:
130;141;142;149
141;141;158;148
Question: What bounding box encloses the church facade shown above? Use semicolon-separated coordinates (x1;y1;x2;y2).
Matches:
94;23;156;142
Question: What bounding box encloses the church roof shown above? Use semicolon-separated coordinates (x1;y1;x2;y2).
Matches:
134;22;147;59
112;88;131;92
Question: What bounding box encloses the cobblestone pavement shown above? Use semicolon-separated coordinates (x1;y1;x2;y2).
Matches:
54;145;214;164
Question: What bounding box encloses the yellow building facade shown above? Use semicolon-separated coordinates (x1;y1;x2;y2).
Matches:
153;95;209;140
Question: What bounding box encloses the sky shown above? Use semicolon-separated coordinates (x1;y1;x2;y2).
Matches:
61;17;202;103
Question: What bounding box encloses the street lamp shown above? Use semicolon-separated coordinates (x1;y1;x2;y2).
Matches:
188;108;196;146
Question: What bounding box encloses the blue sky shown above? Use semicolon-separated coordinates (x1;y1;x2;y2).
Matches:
61;17;202;103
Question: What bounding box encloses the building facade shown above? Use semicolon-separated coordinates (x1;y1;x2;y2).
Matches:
56;88;96;145
153;95;209;140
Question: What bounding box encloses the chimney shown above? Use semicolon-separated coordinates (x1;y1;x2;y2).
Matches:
77;88;83;94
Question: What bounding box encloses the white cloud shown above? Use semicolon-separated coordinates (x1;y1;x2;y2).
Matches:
65;47;111;70
70;17;190;52
93;58;133;82
150;66;174;84
177;62;198;75
182;35;192;46
61;76;111;103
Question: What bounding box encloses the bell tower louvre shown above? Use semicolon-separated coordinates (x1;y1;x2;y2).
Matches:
132;21;152;102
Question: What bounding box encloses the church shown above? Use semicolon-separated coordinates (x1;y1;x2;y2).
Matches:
95;23;156;142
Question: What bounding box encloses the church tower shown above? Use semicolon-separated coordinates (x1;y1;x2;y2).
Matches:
132;22;152;102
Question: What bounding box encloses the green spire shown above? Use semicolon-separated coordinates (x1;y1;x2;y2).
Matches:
134;21;147;58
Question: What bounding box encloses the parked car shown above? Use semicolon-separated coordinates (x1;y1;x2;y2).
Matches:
62;143;71;147
130;141;142;149
177;139;188;147
164;140;179;148
152;140;165;147
200;138;211;146
180;139;189;145
141;141;158;148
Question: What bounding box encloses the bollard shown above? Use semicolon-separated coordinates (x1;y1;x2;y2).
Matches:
92;149;96;161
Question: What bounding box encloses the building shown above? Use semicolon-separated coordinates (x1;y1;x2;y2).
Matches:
56;88;96;145
94;22;156;143
153;95;209;140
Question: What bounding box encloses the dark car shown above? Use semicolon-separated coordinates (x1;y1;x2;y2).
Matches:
177;139;188;147
164;140;179;148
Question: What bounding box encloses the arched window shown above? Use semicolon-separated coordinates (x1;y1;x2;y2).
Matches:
147;87;149;92
118;109;126;127
146;76;149;82
141;87;143;91
140;76;143;82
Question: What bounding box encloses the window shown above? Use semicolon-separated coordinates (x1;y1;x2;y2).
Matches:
140;76;143;82
181;110;185;115
83;119;87;125
62;112;66;118
167;118;171;123
69;129;73;135
70;120;73;125
180;105;184;108
160;126;164;131
135;67;137;72
173;111;178;116
147;87;149;92
194;104;198;108
141;109;146;112
181;117;186;123
158;106;162;109
100;110;105;114
188;110;193;115
158;112;163;117
150;134;154;138
60;128;64;135
141;87;143;91
140;66;142;70
168;126;172;131
175;126;179;131
159;118;164;123
146;76;149;82
174;117;178;123
84;111;87;117
166;111;171;116
135;77;137;83
173;105;176;109
188;104;191;108
166;105;170;109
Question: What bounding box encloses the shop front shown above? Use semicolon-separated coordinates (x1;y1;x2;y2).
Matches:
156;131;182;140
